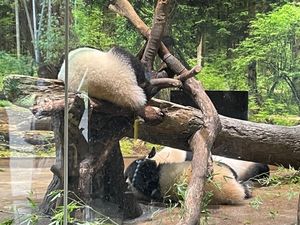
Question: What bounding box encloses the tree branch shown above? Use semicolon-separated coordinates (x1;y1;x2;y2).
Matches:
141;0;171;70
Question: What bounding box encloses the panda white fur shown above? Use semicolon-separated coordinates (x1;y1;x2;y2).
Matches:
58;47;151;111
125;149;251;205
151;146;269;182
212;155;270;182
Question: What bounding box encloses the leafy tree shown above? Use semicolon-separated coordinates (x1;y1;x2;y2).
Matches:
0;51;34;90
0;1;16;52
234;3;300;115
72;0;114;50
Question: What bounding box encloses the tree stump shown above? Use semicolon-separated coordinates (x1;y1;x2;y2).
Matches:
39;95;142;221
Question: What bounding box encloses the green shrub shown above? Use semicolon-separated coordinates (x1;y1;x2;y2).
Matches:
249;97;300;125
0;52;34;90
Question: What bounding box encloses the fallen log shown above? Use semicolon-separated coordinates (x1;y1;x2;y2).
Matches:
215;116;300;168
4;75;300;167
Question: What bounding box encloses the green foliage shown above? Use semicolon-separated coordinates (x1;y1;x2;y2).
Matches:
234;4;300;68
0;52;34;90
199;192;213;225
0;146;55;157
172;175;213;224
119;138;135;155
0;1;15;52
250;112;300;125
268;209;278;220
48;190;118;225
1;190;119;225
234;3;300;116
0;219;14;225
190;51;247;90
72;0;151;53
258;166;300;186
286;188;299;201
14;94;36;108
72;0;114;50
249;196;263;210
0;100;11;107
119;137;161;156
189;59;229;91
174;177;188;203
249;97;300;125
112;16;144;53
38;15;67;65
50;201;81;225
2;191;48;225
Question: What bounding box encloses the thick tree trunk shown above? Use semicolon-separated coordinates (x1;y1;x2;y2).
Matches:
214;115;300;168
131;99;300;168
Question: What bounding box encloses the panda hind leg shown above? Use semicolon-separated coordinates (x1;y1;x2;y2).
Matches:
206;163;252;205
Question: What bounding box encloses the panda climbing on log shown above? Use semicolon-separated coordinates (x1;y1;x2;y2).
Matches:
58;47;162;121
124;147;269;205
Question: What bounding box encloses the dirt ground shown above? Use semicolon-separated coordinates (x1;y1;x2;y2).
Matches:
0;158;299;225
126;184;299;225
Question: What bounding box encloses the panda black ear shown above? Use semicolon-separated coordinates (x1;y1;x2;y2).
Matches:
148;147;156;158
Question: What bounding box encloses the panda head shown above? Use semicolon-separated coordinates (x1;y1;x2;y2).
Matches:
125;157;162;201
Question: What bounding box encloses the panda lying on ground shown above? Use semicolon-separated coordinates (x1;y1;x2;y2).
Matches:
125;147;269;205
150;147;270;182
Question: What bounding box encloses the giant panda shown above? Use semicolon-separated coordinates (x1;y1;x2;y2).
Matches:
125;148;252;205
58;47;152;112
150;146;269;182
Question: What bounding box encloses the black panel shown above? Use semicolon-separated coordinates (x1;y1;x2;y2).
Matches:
170;90;248;120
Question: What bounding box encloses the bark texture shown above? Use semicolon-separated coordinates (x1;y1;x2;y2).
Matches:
214;116;300;168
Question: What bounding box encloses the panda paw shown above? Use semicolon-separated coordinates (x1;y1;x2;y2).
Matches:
242;180;254;199
139;105;164;125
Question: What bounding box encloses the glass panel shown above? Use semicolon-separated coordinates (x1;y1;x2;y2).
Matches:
0;0;64;224
2;1;299;225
